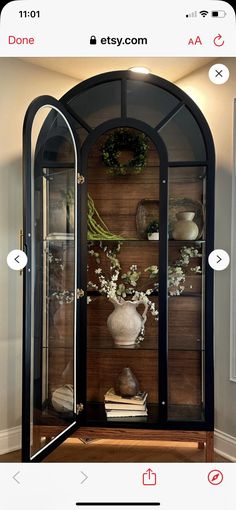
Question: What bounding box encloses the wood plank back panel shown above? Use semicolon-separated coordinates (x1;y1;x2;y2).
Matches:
87;349;158;403
168;351;202;405
87;296;202;351
87;129;203;239
87;349;201;405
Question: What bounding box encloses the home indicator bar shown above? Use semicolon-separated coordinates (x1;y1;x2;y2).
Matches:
76;504;161;508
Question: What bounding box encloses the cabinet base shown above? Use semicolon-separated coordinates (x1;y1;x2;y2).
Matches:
38;426;214;462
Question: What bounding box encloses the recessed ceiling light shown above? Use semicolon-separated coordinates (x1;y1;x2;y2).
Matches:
129;67;150;74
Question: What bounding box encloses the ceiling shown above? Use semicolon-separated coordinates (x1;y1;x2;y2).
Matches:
20;57;215;83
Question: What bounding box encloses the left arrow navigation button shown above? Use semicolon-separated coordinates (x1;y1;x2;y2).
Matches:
12;471;20;485
7;250;28;271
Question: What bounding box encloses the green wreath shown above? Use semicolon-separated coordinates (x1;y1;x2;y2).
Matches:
101;128;148;176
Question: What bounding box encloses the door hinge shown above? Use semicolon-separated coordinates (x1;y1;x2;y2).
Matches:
77;403;84;414
76;288;85;299
77;173;85;184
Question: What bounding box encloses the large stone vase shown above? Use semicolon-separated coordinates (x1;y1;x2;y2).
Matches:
172;211;199;240
107;297;148;347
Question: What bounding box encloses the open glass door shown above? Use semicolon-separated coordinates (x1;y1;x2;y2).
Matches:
22;96;81;462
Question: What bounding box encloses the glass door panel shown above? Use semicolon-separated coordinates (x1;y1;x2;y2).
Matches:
85;127;160;424
68;81;121;128
126;80;180;127
159;107;206;161
167;166;206;422
23;97;79;461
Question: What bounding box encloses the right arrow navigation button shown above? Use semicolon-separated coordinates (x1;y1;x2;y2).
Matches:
80;471;88;484
208;249;230;271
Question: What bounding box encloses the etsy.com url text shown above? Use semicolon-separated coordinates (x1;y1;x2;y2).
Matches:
100;36;148;46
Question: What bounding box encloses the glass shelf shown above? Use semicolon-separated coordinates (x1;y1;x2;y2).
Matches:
44;234;75;241
42;161;75;169
42;345;74;350
87;345;205;352
87;290;202;298
88;239;205;244
87;345;158;351
44;237;205;244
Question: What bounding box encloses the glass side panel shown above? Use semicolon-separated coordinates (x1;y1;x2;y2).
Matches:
31;106;77;459
127;80;180;127
86;127;160;424
35;109;75;164
167;166;206;422
43;168;75;237
68;81;121;128
160;106;206;161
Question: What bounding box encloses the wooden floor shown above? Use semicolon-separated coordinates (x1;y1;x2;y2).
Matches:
0;439;228;462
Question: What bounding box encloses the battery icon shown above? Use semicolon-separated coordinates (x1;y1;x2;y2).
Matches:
211;10;227;17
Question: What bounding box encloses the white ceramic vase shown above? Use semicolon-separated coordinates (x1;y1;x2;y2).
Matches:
107;297;148;347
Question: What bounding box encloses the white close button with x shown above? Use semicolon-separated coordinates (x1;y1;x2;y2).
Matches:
208;63;229;84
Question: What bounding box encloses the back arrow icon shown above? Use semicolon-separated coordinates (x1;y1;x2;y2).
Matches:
13;471;20;484
14;255;20;263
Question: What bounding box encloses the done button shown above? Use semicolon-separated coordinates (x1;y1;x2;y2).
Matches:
8;35;35;45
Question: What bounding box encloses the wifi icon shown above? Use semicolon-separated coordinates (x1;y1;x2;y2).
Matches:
200;10;209;17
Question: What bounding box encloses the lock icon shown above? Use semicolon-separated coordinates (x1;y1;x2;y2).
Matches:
90;35;97;45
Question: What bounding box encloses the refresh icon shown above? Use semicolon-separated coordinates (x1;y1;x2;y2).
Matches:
213;34;225;47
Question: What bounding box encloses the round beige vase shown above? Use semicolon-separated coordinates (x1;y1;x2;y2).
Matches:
107;298;148;347
172;211;199;240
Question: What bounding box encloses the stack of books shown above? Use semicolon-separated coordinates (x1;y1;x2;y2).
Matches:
104;387;148;419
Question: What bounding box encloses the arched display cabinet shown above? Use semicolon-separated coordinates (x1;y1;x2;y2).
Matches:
22;71;215;462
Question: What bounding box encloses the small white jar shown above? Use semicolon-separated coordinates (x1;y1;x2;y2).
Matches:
148;232;159;241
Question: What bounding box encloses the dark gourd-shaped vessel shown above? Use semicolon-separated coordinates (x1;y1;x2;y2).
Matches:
115;367;140;397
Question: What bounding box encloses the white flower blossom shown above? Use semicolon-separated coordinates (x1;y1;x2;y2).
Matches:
86;242;201;343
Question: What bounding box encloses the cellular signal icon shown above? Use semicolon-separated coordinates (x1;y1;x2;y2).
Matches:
186;11;197;18
199;10;209;17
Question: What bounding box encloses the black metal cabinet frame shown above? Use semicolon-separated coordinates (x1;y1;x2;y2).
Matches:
22;71;215;462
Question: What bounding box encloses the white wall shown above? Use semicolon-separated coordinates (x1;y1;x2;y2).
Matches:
0;58;77;451
177;57;236;458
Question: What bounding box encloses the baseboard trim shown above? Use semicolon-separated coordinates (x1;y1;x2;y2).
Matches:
0;426;21;455
214;428;236;462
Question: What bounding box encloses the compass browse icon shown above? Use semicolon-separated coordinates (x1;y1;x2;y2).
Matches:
208;470;223;485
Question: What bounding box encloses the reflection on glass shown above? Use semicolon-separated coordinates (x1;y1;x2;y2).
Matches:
167;165;206;421
31;107;77;458
127;80;180;127
160;106;206;161
68;81;121;128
